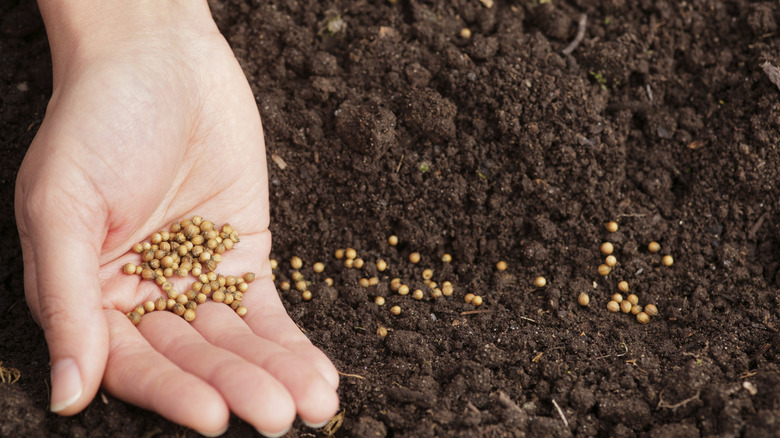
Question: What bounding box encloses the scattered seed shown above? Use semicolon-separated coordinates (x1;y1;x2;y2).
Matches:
637;312;650;324
291;256;303;270
644;304;658;316
431;288;443;299
631;304;642;315
398;285;410;296
534;276;547;288
183;309;196;322
464;293;475;304
620;301;632;313
345;248;357;260
422;269;434;280
648;241;661;253
496;261;508;271
578;293;590;306
302;290;312;301
334;249;345;259
375;296;385;306
627;294;639;305
472;295;483;306
618;281;629;293
442;281;454;296
313;262;325;273
662;255;674;266
344;259;354;269
412;289;424;300
409;252;421;264
325;278;334;286
292;271;304;282
607;300;620;312
597;264;611;276
600;242;614;255
122;263;137;275
369;277;379;286
135;305;145;316
353;258;365;269
442;253;452;263
359;278;370;288
611;293;623;303
388;236;399;246
212;290;226;303
376;260;387;272
605;255;617;267
377;326;388;337
390;278;401;291
390;305;401;315
605;221;619;233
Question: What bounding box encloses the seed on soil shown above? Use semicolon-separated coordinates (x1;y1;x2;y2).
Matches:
605;255;617;267
496;261;508;271
607;301;620;312
375;296;385;306
627;294;639;305
464;293;475;304
292;271;304;282
409;252;421;264
648;241;661;253
354;258;365;269
377;326;388;337
631;304;642;315
334;249;345;259
426;281;437;290
390;305;401;315
442;281;454;296
578;293;590;306
472;295;483;306
412;289;424;300
662;255;674;266
605;221;619;233
398;285;410;296
291;256;303;270
637;312;650;324
620;301;632;313
296;280;308;291
459;27;471;39
344;258;354;268
388;235;399;246
280;281;290;291
611;293;623;303
534;276;547;288
597;264;611;276
345;248;357;260
376;260;387;271
360;278;370;288
302;290;312;301
600;242;614;255
431;288;442;299
369;277;379;286
422;269;434;280
390;278;401;291
325;278;334;286
618;281;629;293
642;303;658;317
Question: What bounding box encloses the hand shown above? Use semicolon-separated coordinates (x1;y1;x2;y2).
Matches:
15;1;339;436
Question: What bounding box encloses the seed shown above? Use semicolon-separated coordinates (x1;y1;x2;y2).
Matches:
376;260;387;272
155;297;167;311
369;277;379;286
122;263;137;275
270;259;278;270
646;241;661;253
597;264;611;276
176;294;188;304
162;282;173;292
637;312;650;324
398;285;410;296
166;299;176;310
128;311;142;325
620;301;632;313
334;249;345;259
155;275;167;286
172;303;186;316
344;258;354;268
534;276;547;288
182;309;196;322
186;301;198;310
662;255;674;266
345;248;357;260
212;290;226;303
422;269;434;280
230;300;242;310
442;281;454;296
233;292;243;301
296;281;308;291
644;304;658;316
377;326;388;337
191;266;202;276
132;243;144;254
359;278;370;288
313;263;325;273
605;255;617;267
375;296;385;306
607;301;620;312
409;252;421;264
243;272;255;284
191;216;202;226
223;293;233;305
292;271;304;282
472;295;483;306
631;304;642;315
390;278;401;291
324;278;334;286
578;293;590;306
611;293;623;303
618;281;629;293
605;221;619;233
143;301;155;313
427;281;437;290
279;281;290;291
442;253;452;263
141;268;155;280
600;242;614;255
388;235;398;246
291;256;303;269
211;253;222;264
302;290;312;301
496;261;508;271
464;293;475;304
236;306;248;317
196;293;207;304
459;27;471;39
163;268;174;278
431;288;443;299
390;305;401;315
412;289;424;300
199;252;211;263
627;294;639;305
353;258;365;269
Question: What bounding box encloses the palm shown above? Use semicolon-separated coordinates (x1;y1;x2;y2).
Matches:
17;32;338;435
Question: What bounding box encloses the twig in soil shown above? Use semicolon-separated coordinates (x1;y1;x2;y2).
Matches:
532;352;544;363
395;153;404;172
761;61;780;91
657;389;701;410
337;371;366;380
748;212;770;240
551;399;569;428
562;14;587;55
270;153;287;170
616;213;647;218
625;359;649;374
460;309;495;315
520;316;537;324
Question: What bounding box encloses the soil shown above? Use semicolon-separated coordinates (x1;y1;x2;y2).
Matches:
3;0;780;436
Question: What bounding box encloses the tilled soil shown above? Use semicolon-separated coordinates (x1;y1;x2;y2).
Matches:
3;0;780;437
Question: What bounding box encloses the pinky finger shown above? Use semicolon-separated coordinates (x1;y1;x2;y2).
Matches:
102;310;230;436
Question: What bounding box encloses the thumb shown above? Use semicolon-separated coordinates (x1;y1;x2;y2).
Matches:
19;197;109;415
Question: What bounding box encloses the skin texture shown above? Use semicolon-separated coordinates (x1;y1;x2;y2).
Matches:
15;1;339;435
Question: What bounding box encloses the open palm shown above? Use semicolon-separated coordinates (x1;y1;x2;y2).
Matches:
15;21;338;437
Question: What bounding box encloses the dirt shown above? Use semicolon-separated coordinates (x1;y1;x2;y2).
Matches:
3;0;780;436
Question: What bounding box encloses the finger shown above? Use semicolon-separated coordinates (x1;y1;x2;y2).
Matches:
137;309;297;436
20;211;109;415
242;276;341;390
102;310;230;436
191;301;339;426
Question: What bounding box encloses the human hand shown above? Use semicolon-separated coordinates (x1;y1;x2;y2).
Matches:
15;1;339;436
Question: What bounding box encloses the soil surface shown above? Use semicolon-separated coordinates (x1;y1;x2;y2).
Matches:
3;0;780;436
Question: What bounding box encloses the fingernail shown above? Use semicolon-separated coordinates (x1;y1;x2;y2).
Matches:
50;358;83;413
303;419;330;429
196;424;229;437
255;424;291;438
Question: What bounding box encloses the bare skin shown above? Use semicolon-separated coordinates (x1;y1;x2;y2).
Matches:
15;1;339;436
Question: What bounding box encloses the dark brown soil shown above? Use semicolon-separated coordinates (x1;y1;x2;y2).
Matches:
4;0;780;436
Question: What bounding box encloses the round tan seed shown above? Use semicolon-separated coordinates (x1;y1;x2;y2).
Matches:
637;312;650;324
409;252;421;264
236;306;248;317
442;253;452;263
605;221;619;233
369;277;379;286
143;301;155;313
128;311;142;325
122;263;137;275
292;271;304;282
344;258;354;269
412;289;424;300
155;297;167;311
279;281;290;291
662;255;674;266
496;261;508;271
345;248;357;260
605;255;617;267
334;249;345;259
376;260;387;272
324;278;334;286
534;276;547;288
212;290;226;303
459;27;471;39
578;293;590;306
390;305;401;315
611;293;623;303
472;295;483;306
620;301;632;313
631;304;642;315
291;256;303;270
388;235;398;246
302;290;312;301
377;326;388;337
270;259;278;270
296;281;307;292
398;285;410;296
375;296;385;306
627;294;639;305
359;278;370;288
313;262;325;273
600;242;614;255
464;293;475;304
390;278;401;291
442;281;454;296
607;300;620;313
353;258;365;269
422;269;434;280
597;264;611;276
648;241;661;253
183;309;196;322
618;281;629;293
172;303;186;316
644;304;658;316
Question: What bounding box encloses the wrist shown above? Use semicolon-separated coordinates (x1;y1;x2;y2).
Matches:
37;0;217;82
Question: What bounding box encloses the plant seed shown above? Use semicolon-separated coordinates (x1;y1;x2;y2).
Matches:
313;263;325;273
472;295;483;306
442;281;454;296
578;293;590;306
627;294;639;305
390;305;401;315
607;300;620;312
375;296;385;306
637;312;650;324
600;242;614;255
376;260;387;272
377;326;388;337
388;235;398;246
644;304;658;316
398;285;410;296
353;258;365;269
631;304;642;315
270;259;278;270
605;221;618;233
422;269;434;280
183;309;196;322
611;293;623;303
334;249;345;259
122;263;137;275
412;289;424;300
291;256;303;269
496;261;508;271
662;255;674;266
345;248;357;260
618;281;629;293
597;264;611;276
302;290;312;301
409;252;421;264
325;278;334;286
464;293;475;304
648;241;661;253
605;255;617;267
620;301;632;313
442;253;452;263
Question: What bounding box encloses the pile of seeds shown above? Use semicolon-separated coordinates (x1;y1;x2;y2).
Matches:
122;216;254;325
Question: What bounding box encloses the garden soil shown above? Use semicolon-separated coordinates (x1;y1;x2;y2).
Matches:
3;0;780;437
